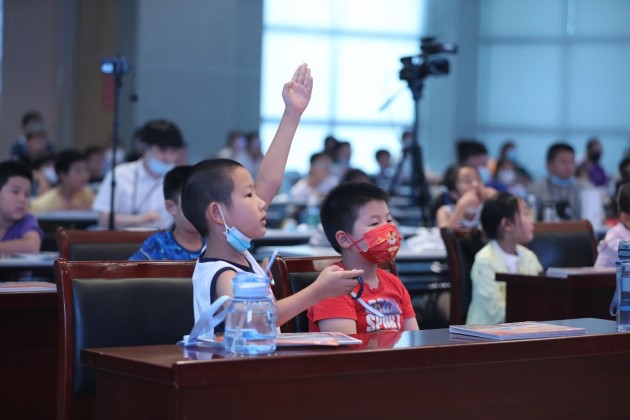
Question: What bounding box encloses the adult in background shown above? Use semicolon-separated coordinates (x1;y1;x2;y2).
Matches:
527;142;587;220
92;119;185;229
577;137;608;187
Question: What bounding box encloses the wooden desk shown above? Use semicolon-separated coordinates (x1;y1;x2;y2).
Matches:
497;272;616;322
83;318;630;419
0;288;58;419
0;252;57;281
37;210;100;251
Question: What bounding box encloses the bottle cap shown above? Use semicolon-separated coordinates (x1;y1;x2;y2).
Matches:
232;272;269;299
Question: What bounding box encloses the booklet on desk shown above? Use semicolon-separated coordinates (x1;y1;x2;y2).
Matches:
197;332;362;347
545;266;616;278
449;321;587;340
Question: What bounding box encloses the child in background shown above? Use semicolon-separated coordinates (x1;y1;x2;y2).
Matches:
30;149;95;213
467;192;542;325
0;160;44;253
435;164;497;229
595;183;630;268
129;165;205;261
308;182;419;334
181;64;361;332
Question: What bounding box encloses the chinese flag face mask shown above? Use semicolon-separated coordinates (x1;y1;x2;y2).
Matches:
348;223;401;263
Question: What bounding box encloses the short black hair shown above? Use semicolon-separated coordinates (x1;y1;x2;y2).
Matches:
618;183;630;215
138;119;184;149
341;169;372;184
375;149;390;160
619;156;630;175
320;182;389;253
21;111;43;128
480;192;520;240
163;165;192;202
456;139;487;163
0;160;33;189
54;149;86;176
181;159;243;236
546;142;574;163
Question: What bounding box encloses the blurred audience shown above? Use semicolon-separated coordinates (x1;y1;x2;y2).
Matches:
434;164;497;228
289;152;337;203
93;119;185;230
373;149;395;191
30;149;95;213
527;142;586;221
595;183;630;268
9;111;54;161
330;140;352;179
577;137;608;187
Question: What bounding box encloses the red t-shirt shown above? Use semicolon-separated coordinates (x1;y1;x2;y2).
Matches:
307;267;415;333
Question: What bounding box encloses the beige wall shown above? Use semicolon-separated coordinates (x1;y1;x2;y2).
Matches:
0;0;119;160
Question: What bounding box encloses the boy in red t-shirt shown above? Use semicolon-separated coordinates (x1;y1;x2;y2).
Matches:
308;182;419;334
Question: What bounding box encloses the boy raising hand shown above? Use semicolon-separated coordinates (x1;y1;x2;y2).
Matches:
182;64;361;333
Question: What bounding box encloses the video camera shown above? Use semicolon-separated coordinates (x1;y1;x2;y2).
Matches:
100;57;129;76
399;37;457;87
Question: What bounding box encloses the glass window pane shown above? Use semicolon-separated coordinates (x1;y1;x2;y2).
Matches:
478;44;562;127
567;44;630;130
261;33;332;120
333;126;405;175
481;0;565;37
334;0;424;35
260;122;331;174
264;0;334;29
574;0;630;36
335;36;418;123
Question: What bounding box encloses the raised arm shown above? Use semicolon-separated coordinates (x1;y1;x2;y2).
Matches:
255;63;313;205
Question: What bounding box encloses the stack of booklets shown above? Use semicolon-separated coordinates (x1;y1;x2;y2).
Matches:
449;321;587;340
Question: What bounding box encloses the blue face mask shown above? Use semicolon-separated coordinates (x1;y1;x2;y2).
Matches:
146;156;175;177
550;175;575;188
477;166;491;184
217;205;252;254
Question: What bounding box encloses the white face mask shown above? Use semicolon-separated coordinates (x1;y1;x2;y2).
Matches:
498;169;516;185
42;165;58;184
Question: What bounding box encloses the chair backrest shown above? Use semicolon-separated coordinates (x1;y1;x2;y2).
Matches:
440;227;487;325
56;227;154;260
528;220;597;269
270;255;398;333
54;258;195;420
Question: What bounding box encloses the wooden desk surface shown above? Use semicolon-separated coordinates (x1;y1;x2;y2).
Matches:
83;318;630;419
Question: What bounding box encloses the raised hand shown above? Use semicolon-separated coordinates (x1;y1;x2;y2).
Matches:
282;63;313;117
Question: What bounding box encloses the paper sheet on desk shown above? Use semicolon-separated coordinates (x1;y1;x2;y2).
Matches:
0;281;56;292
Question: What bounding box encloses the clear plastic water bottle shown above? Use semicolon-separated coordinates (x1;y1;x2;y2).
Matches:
306;194;320;228
618;263;630;331
526;193;538;222
614;241;630;331
224;272;278;355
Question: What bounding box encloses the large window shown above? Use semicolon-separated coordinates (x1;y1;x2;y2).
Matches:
477;0;630;178
261;0;425;175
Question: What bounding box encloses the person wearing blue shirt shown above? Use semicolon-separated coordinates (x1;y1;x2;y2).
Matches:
130;165;205;260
